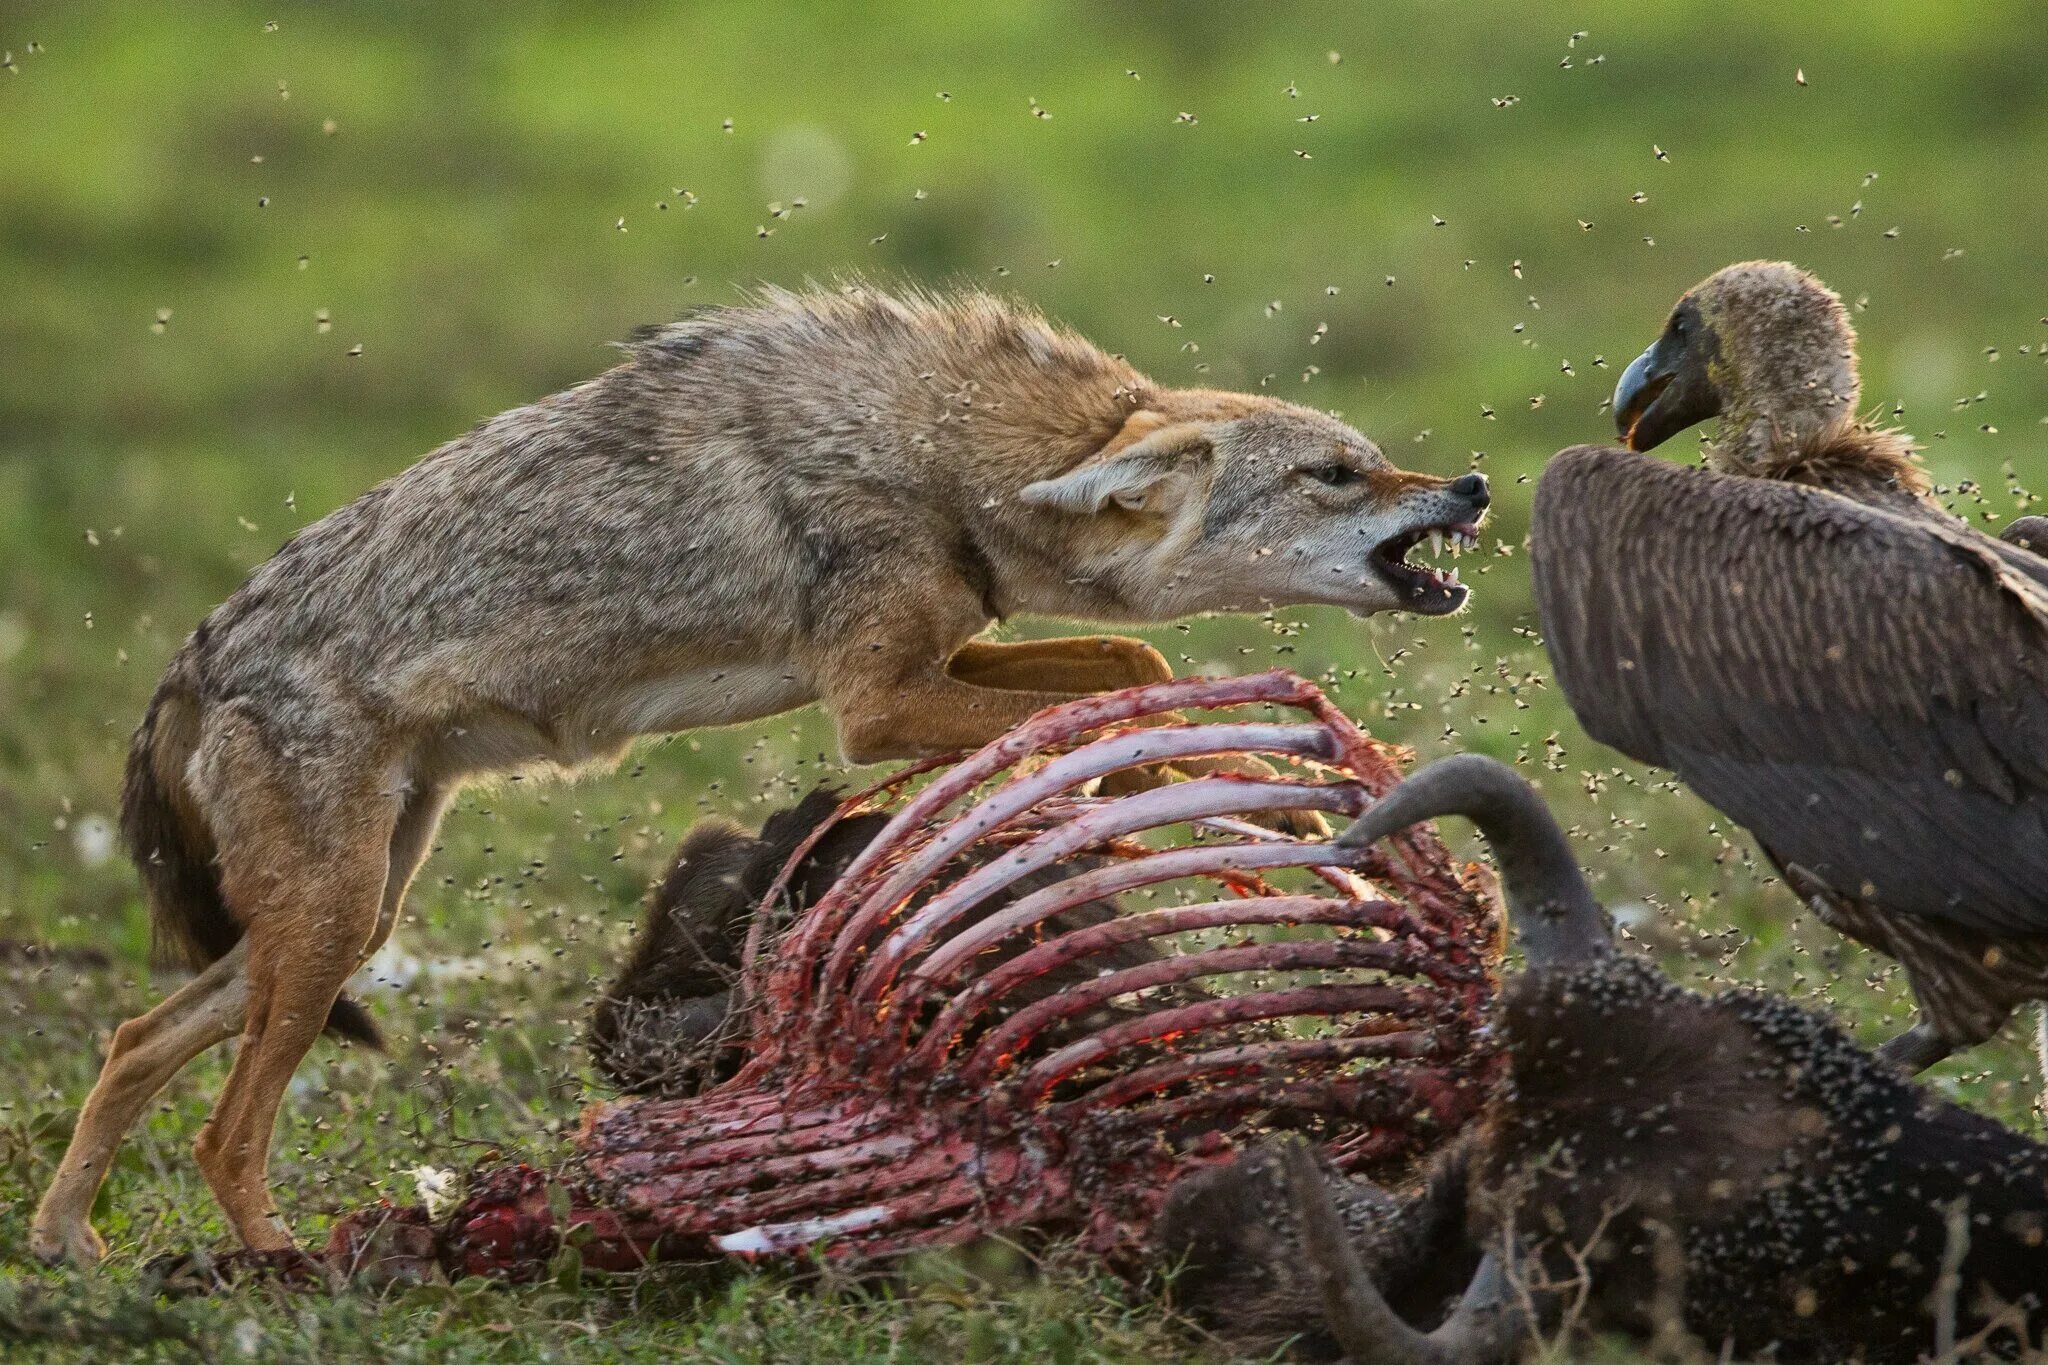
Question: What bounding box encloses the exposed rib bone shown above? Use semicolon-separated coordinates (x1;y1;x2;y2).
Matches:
822;721;1336;981
954;940;1423;1091
770;672;1326;1001
1057;1032;1435;1113
897;844;1389;1009
904;896;1409;1075
1001;983;1421;1107
830;773;1366;1027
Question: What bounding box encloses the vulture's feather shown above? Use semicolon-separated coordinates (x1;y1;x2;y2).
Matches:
1531;444;2048;939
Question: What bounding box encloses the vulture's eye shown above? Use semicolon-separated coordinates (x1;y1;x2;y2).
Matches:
1304;464;1361;487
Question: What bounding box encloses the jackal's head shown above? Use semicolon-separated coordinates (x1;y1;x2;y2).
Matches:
1020;399;1489;619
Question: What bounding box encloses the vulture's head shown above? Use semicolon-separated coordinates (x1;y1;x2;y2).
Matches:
1613;261;1861;469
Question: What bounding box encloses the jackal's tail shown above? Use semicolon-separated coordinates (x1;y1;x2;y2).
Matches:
122;681;383;1048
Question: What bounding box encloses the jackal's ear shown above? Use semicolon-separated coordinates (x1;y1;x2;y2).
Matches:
1018;421;1212;515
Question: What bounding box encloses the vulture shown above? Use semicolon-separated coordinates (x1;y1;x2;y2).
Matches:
1530;261;2048;1072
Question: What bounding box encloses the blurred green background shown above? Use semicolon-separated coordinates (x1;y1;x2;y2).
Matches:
1;0;2044;1354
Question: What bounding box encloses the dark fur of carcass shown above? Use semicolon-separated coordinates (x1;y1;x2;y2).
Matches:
1157;952;2048;1362
1156;1141;1481;1361
587;789;888;1095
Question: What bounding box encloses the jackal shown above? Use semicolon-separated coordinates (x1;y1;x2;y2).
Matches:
33;284;1488;1265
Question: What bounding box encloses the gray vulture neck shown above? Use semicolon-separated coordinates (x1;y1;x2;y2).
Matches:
1719;417;1934;512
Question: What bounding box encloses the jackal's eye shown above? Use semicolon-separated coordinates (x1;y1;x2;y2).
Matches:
1302;463;1361;487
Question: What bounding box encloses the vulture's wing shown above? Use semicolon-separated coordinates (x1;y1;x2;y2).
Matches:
1531;445;2048;937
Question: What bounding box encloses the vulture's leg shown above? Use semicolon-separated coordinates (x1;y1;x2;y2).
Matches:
1876;1020;1953;1073
1281;1143;1523;1365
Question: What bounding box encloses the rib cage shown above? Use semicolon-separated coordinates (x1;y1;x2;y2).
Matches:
571;670;1501;1263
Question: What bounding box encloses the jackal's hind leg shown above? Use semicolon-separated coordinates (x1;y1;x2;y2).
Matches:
191;793;394;1254
30;945;252;1266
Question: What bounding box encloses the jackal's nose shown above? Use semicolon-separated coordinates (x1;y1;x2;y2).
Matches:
1449;472;1490;509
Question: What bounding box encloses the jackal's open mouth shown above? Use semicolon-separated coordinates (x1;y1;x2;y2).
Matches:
1368;519;1481;615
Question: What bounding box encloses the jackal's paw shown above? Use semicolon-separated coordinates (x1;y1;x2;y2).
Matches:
29;1216;106;1269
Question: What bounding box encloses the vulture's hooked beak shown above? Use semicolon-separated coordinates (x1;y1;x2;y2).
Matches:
1613;310;1721;452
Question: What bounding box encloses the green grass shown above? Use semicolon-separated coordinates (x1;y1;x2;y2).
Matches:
0;1233;1219;1363
0;1233;1220;1362
3;0;2045;1359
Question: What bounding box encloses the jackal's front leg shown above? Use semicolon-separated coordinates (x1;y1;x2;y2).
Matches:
826;632;1186;760
945;637;1330;837
945;635;1176;695
826;635;1328;837
822;661;1091;765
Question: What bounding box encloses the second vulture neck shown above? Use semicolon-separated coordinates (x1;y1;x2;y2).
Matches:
1712;406;1935;515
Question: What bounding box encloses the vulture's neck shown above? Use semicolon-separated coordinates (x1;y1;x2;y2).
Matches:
1717;414;1934;513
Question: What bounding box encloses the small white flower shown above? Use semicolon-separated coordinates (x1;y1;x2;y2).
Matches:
411;1164;459;1220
